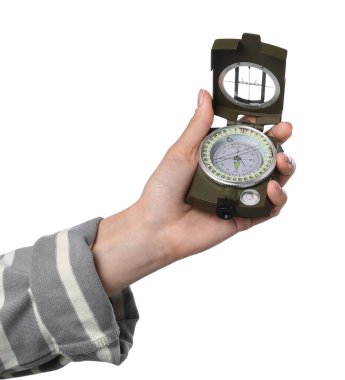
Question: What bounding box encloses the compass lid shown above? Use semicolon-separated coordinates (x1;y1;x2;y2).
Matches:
211;33;287;126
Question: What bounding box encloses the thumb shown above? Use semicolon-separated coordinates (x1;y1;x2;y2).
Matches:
175;89;214;154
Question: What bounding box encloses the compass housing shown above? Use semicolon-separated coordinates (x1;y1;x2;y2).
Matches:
186;33;287;219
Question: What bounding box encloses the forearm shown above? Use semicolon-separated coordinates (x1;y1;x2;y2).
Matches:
91;202;174;297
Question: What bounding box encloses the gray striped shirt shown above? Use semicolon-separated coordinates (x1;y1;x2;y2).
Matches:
0;217;139;378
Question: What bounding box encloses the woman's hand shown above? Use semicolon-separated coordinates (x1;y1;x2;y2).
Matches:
91;90;296;296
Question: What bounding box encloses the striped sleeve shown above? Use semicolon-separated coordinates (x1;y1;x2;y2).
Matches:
0;217;139;378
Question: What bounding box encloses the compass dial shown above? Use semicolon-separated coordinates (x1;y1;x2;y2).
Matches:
199;125;277;188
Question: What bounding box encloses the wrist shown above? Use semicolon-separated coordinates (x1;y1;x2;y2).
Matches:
91;202;174;297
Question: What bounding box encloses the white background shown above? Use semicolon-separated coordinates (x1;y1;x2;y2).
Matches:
0;1;344;379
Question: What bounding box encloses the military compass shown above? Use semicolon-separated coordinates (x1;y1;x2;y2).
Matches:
186;33;287;219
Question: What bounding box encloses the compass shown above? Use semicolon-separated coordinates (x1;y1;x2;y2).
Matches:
186;33;287;219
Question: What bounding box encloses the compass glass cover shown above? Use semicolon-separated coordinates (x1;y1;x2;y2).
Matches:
199;125;277;188
219;62;280;109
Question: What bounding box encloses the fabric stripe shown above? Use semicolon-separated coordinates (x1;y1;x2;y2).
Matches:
68;225;119;335
55;230;111;356
0;321;19;370
27;288;57;354
30;367;41;375
0;251;15;308
0;357;4;374
30;231;92;350
0;365;27;379
96;347;112;362
1;249;51;367
58;355;71;367
0;373;11;379
0;251;19;370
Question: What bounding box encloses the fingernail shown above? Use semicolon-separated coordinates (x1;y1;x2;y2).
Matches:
274;180;282;191
197;89;205;108
284;154;292;166
270;207;280;218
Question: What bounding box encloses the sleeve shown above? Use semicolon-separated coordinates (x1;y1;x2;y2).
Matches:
0;217;139;378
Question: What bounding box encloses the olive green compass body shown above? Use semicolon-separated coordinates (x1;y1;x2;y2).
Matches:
186;33;287;219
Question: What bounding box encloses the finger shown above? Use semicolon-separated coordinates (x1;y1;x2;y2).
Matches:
267;180;288;217
174;89;214;156
237;119;295;187
238;115;256;124
266;121;293;144
275;152;296;187
237;117;292;145
249;180;288;228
